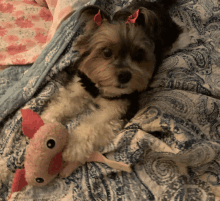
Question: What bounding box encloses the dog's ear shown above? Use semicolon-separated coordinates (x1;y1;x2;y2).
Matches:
74;6;111;54
135;7;159;39
78;5;111;27
136;6;182;50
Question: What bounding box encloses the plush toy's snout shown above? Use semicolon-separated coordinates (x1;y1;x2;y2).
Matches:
8;109;69;200
21;109;69;187
24;122;69;186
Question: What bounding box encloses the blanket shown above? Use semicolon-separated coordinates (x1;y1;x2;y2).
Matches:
0;0;89;67
0;0;53;67
1;0;220;200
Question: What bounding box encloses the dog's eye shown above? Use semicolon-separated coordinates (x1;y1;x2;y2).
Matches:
102;48;113;59
133;49;145;62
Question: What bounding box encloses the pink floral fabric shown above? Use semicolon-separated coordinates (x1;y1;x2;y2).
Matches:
34;0;48;8
0;0;86;68
0;0;54;67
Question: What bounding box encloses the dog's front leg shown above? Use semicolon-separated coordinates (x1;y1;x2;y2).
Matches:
60;98;129;177
41;78;91;124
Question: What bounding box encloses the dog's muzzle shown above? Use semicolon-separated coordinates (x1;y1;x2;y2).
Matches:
118;71;132;84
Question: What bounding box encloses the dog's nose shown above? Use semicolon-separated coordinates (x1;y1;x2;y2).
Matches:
118;71;132;84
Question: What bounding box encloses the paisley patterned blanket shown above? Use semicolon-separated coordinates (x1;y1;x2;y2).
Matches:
1;0;220;200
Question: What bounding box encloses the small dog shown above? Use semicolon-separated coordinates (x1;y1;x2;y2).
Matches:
41;0;191;177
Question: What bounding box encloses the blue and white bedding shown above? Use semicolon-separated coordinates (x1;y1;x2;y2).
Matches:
1;0;220;200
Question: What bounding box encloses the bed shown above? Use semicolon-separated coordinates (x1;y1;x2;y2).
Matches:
1;0;220;200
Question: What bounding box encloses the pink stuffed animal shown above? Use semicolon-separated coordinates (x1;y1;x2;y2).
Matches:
8;109;131;200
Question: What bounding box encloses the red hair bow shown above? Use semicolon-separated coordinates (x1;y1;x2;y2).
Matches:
126;9;139;24
94;9;102;26
94;9;140;27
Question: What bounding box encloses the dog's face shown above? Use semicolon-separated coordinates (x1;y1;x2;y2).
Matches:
74;6;156;97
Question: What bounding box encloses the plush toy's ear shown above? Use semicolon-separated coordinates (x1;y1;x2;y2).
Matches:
21;109;44;139
8;169;27;200
60;151;132;178
88;152;132;173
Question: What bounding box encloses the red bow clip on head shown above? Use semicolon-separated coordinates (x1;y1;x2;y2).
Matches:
94;9;102;26
94;9;139;27
126;9;140;24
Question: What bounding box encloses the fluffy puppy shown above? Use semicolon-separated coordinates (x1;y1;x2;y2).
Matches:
41;0;191;177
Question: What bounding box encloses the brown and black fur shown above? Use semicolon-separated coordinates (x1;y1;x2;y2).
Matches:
112;0;183;68
41;0;192;177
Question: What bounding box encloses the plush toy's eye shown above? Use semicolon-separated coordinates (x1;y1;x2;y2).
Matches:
47;139;55;149
36;177;44;183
